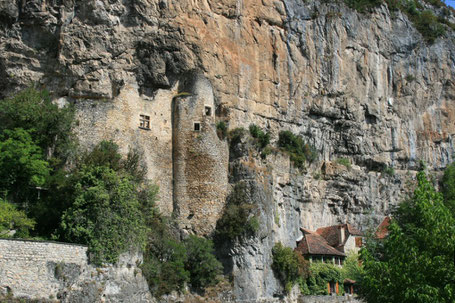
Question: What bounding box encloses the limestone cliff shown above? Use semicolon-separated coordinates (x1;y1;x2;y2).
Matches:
0;0;454;301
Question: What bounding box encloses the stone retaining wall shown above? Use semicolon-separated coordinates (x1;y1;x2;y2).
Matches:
0;239;88;299
298;295;363;303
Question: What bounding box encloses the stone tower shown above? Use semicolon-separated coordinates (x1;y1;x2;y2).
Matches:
172;73;229;236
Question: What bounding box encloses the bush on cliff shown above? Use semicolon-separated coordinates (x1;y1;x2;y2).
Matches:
272;242;310;293
142;224;223;296
278;130;317;169
184;235;223;289
344;0;449;43
214;182;259;243
249;124;270;150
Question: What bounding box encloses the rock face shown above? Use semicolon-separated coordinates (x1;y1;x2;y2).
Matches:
0;0;454;301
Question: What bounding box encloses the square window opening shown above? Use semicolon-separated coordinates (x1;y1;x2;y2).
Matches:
205;106;212;116
139;115;150;129
194;122;201;131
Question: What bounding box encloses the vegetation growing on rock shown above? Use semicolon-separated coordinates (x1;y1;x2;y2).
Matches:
215;182;259;243
278;131;317;169
344;0;453;43
272;242;310;293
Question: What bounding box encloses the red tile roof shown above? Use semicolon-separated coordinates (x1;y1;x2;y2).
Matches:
375;217;391;239
296;228;346;257
315;224;363;249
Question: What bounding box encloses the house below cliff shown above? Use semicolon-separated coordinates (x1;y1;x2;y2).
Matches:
296;223;364;265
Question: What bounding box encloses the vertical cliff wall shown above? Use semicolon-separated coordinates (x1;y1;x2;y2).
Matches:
0;0;454;301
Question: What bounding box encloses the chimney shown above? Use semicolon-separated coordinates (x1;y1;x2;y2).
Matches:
339;225;345;243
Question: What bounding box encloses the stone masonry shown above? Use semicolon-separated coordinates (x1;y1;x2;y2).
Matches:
172;73;229;235
0;239;87;299
0;239;152;302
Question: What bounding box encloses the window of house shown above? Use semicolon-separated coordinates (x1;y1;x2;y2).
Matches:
205;106;212;116
355;237;363;247
139;115;150;130
194;122;201;131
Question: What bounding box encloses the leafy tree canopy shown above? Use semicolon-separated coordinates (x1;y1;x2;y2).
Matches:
361;171;455;303
59;141;155;265
0;198;35;238
0;87;75;163
272;242;310;293
0;128;50;203
441;161;455;216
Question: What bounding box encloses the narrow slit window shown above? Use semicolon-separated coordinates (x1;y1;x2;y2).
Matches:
194;122;201;131
139;115;150;129
205;106;212;116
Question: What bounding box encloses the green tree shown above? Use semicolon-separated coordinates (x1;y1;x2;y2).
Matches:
272;242;310;293
0;88;75;237
142;238;190;296
60;164;150;265
441;162;455;216
361;171;455;303
341;252;364;283
0;87;75;163
214;182;259;243
0;198;35;238
0;128;50;204
183;235;223;289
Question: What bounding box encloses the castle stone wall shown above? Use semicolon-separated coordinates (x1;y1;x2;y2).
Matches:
73;84;175;215
172;74;229;235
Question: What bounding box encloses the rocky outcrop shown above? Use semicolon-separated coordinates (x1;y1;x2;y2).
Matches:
0;0;454;301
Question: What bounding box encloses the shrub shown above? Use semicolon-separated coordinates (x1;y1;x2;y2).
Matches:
303;262;344;295
278;131;317;169
215;182;259;243
405;74;416;82
0;198;35;238
382;166;395;177
272;242;310;293
183;235;223;289
412;10;445;43
142;238;189;296
249;124;270;150
344;0;449;44
216;121;227;140
336;157;351;169
143;225;223;296
228;127;246;146
344;0;382;13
